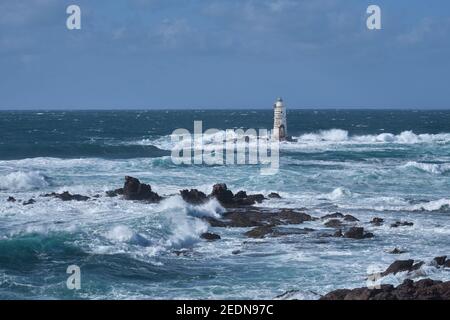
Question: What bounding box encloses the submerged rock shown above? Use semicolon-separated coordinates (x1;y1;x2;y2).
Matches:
244;225;315;239
343;214;359;222
389;248;407;254
268;192;281;199
7;196;16;202
391;221;414;228
324;219;343;228
370;217;384;226
23;199;36;206
321;212;344;220
200;232;221;241
106;188;124;197
321;279;450;300
122;176;162;202
43;191;90;201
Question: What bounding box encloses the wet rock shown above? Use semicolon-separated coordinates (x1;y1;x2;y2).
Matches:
333;229;343;237
344;227;373;239
7;196;16;202
23;199;36;206
122;176;162;202
180;189;208;205
232;250;242;255
211;183;234;205
43;191;90;201
209;184;265;207
445;260;450;268
321;279;450;300
381;259;424;277
343;214;359;222
391;221;414;228
268;192;281;199
433;256;447;266
106;188;123;197
324;219;343;228
200;232;221;241
389;248;407;254
321;212;344;220
245;225;275;239
370;217;384;226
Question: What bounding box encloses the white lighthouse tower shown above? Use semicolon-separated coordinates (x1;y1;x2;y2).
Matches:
273;97;287;141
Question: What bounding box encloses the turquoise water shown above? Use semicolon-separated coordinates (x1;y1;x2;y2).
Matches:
0;110;449;299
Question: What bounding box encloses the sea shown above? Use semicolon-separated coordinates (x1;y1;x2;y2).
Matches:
0;109;449;299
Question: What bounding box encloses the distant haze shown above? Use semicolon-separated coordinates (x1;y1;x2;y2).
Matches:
1;0;450;110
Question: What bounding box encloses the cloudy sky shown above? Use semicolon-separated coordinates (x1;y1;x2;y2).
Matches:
1;0;449;109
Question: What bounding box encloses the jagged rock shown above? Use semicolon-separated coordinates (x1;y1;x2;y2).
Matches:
235;191;248;199
209;184;265;207
433;256;447;266
106;188;123;197
43;191;89;201
391;221;414;228
23;199;36;206
321;212;344;220
122;176;162;202
344;227;373;239
324;219;343;228
381;259;424;277
7;196;16;202
343;214;359;222
321;279;450;300
200;232;221;241
389;248;407;254
180;189;208;204
370;217;384;226
268;192;281;199
211;183;234;205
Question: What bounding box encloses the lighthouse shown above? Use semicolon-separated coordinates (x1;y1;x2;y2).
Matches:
273;97;287;141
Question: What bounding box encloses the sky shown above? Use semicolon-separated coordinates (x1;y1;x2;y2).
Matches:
1;0;450;109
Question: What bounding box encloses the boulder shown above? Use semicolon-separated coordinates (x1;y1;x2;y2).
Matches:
7;196;16;202
106;188;124;197
180;189;207;204
381;259;424;277
122;176;162;202
433;256;447;266
344;227;373;239
211;183;234;205
343;214;359;222
321;212;344;220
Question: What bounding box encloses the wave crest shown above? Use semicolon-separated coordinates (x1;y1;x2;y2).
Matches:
0;171;49;191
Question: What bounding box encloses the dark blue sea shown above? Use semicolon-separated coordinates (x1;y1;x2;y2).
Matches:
0;110;449;299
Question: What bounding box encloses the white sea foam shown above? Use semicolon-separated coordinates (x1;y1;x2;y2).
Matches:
403;161;450;175
0;171;49;191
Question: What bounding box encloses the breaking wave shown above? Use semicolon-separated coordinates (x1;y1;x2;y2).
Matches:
403;161;450;175
0;171;49;191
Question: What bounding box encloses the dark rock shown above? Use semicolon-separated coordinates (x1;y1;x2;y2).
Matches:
23;199;36;206
343;214;359;222
344;227;373;239
389;248;407;254
324;219;343;228
321;279;450;300
445;260;450;268
123;176;162;202
333;229;343;237
381;260;415;276
235;191;248;199
268;192;281;199
232;250;242;255
391;221;414;228
370;217;384;226
43;191;90;201
7;196;16;202
200;232;221;241
180;189;207;205
211;183;234;205
106;188;123;197
433;256;447;266
321;212;344;220
245;225;275;238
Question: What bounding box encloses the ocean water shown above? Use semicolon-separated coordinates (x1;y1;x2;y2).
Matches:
0;109;449;300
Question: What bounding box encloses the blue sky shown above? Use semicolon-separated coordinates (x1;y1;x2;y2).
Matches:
1;0;450;109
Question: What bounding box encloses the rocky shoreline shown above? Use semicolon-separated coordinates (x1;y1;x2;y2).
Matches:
6;175;450;300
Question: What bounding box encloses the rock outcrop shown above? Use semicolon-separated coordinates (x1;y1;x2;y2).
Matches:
122;176;162;202
43;192;90;201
